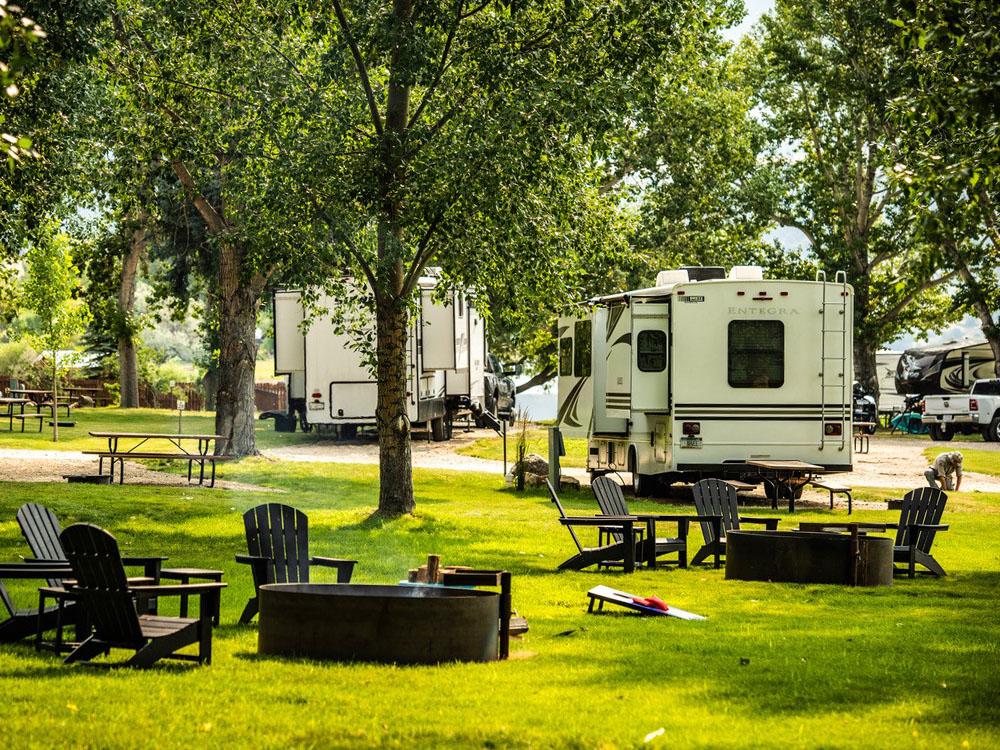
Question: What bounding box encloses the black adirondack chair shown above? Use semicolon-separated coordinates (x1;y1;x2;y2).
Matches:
17;503;166;583
591;476;688;568
236;503;358;624
59;524;224;667
691;479;780;566
546;480;641;572
891;487;950;577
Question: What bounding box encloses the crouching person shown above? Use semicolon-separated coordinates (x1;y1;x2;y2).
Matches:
925;451;963;491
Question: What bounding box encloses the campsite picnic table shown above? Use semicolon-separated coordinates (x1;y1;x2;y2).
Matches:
853;422;876;454
746;459;826;513
0;397;32;430
85;432;232;487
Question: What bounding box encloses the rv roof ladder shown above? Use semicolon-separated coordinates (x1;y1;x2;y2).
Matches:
817;270;849;451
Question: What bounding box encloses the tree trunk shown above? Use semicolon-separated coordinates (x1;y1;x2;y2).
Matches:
853;336;879;402
950;243;1000;376
118;221;145;408
214;242;261;457
51;351;58;443
375;291;415;516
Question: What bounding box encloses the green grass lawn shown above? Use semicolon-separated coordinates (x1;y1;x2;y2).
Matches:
0;407;318;452
922;446;1000;478
0;457;998;748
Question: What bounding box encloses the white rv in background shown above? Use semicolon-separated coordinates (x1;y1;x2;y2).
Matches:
557;266;854;494
268;277;486;440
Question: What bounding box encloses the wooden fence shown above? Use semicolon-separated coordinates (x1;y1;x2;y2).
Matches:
3;376;287;413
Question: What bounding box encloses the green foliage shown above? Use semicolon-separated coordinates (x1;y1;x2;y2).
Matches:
20;223;90;356
752;0;961;388
0;339;37;380
0;1;45;163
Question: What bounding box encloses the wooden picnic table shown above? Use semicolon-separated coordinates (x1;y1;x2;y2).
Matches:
85;432;232;487
746;459;826;513
0;397;31;431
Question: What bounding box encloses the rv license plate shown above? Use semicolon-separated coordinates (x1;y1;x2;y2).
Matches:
308;401;325;411
680;436;703;449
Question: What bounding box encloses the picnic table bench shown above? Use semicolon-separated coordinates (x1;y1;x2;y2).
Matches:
808;480;853;514
84;432;233;487
746;459;827;513
853;422;876;454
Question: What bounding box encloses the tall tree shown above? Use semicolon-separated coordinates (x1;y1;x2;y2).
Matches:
21;224;90;441
753;0;960;396
893;0;1000;373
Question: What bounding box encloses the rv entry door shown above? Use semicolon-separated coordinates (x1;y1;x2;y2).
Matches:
630;303;670;412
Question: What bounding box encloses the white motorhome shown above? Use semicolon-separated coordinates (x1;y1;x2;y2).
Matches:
269;277;486;440
557;266;854;494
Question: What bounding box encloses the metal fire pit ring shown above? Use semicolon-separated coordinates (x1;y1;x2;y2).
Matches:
258;583;500;664
725;530;892;586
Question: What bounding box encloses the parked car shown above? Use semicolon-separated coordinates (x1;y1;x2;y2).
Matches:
922;378;1000;441
483;353;517;421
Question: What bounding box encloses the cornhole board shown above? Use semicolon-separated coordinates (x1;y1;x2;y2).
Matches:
586;585;706;620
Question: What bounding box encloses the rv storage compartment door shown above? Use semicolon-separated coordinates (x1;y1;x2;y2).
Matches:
420;289;457;370
592;306;629;435
273;291;305;374
329;382;378;420
630;302;669;412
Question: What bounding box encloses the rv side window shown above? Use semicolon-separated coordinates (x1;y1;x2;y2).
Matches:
574;320;592;377
728;320;784;388
636;330;667;372
559;337;573;376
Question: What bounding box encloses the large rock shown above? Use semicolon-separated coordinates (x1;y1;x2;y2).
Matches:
505;453;550;486
559;475;581;491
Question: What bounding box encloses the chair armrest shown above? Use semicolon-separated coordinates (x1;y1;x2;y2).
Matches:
236;554;268;566
310;557;357;583
130;583;227;596
908;523;949;532
19;557;64;565
740;517;781;530
121;556;168;566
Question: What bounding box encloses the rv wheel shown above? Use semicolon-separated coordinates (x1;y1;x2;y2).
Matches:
431;417;448;442
928;424;954;442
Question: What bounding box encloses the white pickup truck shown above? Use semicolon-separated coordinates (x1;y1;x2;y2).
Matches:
922;378;1000;441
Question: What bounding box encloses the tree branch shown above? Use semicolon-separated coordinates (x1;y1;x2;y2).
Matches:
881;271;958;323
331;0;384;136
171;160;227;235
408;0;463;129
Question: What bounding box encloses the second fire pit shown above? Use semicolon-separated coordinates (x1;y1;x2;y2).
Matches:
725;530;892;586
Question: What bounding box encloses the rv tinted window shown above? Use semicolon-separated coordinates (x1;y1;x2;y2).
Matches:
636;330;667;372
574;320;592;377
728;320;784;388
559;337;573;376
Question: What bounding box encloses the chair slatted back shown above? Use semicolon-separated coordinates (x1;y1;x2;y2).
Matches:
60;524;144;647
243;503;310;587
592;477;629;543
692;479;740;543
896;488;947;553
17;503;66;587
546;480;583;553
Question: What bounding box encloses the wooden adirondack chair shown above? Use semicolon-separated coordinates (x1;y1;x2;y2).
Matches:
59;524;224;667
890;487;950;577
17;503;166;583
691;479;780;566
236;503;358;624
591;476;688;568
546;480;641;572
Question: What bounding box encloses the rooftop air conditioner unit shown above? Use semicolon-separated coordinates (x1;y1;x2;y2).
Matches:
728;265;764;281
655;269;690;286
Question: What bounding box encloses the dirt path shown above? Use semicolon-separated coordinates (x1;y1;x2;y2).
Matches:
1;433;996;503
0;449;277;492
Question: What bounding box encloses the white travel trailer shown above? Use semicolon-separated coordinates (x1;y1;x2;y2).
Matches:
269;278;486;440
557;266;854;494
